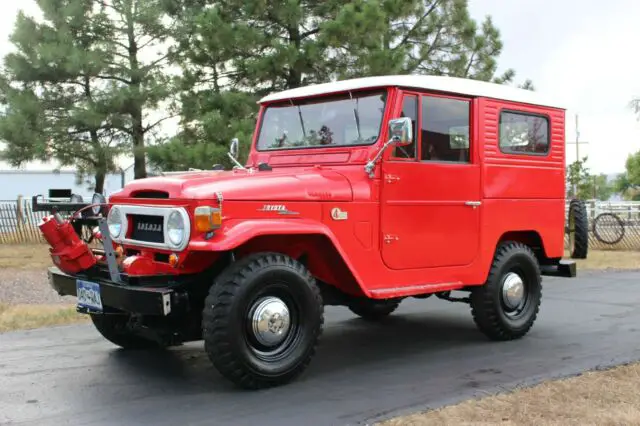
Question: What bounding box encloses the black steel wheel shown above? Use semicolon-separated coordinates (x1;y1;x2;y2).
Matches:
470;241;542;341
90;314;166;350
567;199;589;259
592;212;625;245
202;252;324;389
347;298;401;321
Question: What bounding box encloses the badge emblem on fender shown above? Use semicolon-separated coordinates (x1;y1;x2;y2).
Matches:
331;207;348;221
257;204;299;215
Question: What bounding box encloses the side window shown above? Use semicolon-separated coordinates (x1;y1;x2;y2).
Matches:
499;111;549;155
392;95;418;159
421;96;470;162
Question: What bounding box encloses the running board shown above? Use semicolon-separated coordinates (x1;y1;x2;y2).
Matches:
541;260;577;278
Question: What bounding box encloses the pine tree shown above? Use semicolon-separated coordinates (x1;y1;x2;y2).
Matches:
0;0;178;189
150;0;532;172
97;0;179;179
0;0;123;193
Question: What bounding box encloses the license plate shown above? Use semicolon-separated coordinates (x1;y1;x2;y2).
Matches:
77;280;103;312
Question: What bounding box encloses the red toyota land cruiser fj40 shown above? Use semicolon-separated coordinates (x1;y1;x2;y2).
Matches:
40;75;588;390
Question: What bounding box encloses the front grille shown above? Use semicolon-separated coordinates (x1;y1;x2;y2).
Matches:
129;214;164;243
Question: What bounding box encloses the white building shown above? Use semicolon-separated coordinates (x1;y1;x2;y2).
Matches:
0;157;127;201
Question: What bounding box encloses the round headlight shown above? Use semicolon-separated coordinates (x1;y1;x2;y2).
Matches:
91;193;106;216
107;206;123;238
167;210;185;246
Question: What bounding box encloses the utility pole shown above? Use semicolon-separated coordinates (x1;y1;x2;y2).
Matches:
566;114;590;196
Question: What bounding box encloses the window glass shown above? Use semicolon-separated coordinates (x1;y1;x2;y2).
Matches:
421;96;470;162
499;111;549;154
256;91;386;150
392;95;418;159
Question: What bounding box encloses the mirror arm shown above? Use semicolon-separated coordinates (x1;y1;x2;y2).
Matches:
364;136;398;178
227;152;246;170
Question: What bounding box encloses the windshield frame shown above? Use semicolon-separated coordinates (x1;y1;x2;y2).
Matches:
254;88;389;152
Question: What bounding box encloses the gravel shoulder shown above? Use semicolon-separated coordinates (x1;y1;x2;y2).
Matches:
0;268;74;305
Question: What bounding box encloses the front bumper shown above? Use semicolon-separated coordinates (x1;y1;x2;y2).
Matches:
48;266;178;316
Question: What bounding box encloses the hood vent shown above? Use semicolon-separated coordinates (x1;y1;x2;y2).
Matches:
131;190;169;199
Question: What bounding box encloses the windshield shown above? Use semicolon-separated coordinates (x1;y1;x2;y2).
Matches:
256;90;387;150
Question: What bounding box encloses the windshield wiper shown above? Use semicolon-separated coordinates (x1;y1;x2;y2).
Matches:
288;99;307;141
349;91;361;141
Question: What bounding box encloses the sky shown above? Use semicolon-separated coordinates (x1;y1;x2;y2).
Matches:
1;0;639;175
467;0;640;175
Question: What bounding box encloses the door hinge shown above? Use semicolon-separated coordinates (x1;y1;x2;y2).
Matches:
383;234;399;244
385;174;400;184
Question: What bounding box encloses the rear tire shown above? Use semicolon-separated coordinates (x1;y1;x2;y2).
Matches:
202;252;324;390
567;199;589;259
347;298;401;321
470;241;542;341
90;314;166;350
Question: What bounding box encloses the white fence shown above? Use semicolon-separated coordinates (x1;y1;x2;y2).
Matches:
565;200;640;250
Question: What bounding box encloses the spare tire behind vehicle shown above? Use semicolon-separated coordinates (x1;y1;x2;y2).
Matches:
567;199;589;259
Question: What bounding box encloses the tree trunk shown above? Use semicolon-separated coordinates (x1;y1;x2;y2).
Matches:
94;170;106;194
132;108;146;179
126;0;146;179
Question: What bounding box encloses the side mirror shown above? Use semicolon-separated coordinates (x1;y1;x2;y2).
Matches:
388;117;413;146
229;138;239;158
227;137;245;170
363;117;414;178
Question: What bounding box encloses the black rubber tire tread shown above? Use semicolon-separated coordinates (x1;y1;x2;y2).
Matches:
592;212;625;245
470;241;542;341
90;314;166;350
347;298;401;321
568;199;589;259
202;252;324;390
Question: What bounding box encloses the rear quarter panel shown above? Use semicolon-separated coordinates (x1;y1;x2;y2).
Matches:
479;98;566;261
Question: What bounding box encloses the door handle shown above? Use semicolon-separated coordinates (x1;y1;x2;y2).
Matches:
465;201;482;207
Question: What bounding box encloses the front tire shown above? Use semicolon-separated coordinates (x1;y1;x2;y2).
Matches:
470;241;542;341
202;252;324;389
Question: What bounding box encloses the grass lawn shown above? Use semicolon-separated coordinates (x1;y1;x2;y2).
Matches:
0;243;53;269
379;362;640;425
0;303;88;333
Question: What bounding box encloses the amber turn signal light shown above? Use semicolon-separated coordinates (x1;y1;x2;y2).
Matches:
169;253;179;267
194;206;222;232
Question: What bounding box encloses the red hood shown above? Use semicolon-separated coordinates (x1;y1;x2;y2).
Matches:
112;168;353;201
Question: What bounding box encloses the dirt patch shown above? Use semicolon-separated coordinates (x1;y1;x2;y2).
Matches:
0;303;89;333
0;244;52;270
379;362;640;425
570;249;640;271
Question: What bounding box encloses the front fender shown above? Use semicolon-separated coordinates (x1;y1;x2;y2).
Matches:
188;219;364;286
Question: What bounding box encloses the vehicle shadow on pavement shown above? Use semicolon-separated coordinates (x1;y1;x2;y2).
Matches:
100;306;496;394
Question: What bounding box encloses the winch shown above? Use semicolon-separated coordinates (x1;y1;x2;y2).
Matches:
38;212;98;275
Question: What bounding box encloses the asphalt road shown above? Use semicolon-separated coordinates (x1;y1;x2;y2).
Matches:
2;270;640;426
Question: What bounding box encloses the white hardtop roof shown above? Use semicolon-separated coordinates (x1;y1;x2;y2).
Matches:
259;74;566;110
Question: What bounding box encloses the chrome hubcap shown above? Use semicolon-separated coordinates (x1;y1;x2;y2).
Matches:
250;296;291;347
502;272;525;310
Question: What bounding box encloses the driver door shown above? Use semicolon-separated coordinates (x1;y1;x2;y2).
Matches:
380;91;481;270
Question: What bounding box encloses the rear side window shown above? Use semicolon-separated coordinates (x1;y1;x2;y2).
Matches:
499;111;549;155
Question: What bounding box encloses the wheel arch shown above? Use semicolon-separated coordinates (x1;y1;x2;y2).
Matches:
233;234;366;298
189;219;367;298
495;230;557;266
